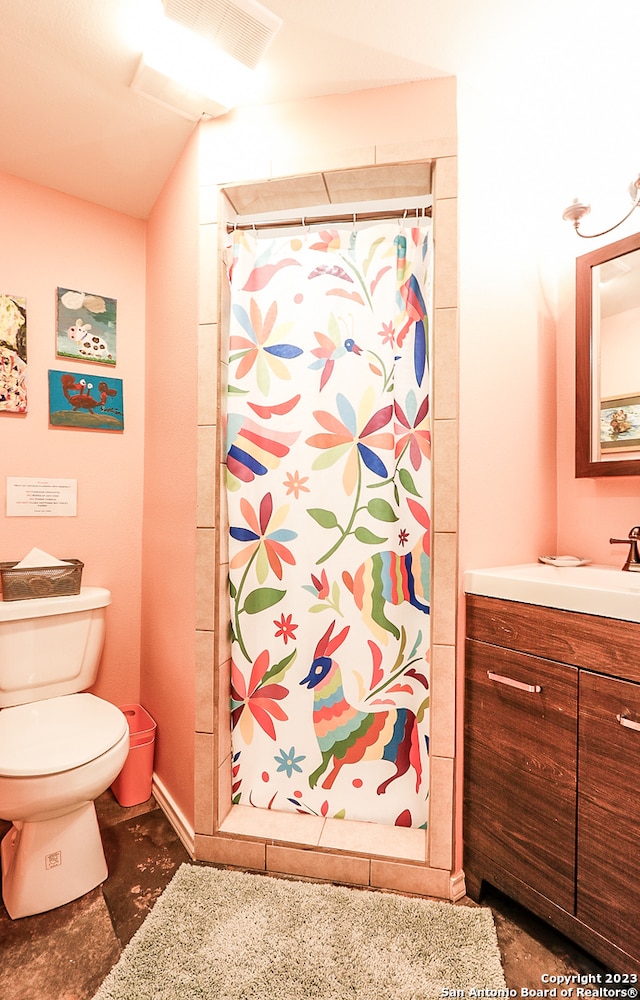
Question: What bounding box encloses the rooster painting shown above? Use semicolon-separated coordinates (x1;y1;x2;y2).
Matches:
300;621;422;794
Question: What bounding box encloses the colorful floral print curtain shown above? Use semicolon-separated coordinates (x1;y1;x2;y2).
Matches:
226;219;433;828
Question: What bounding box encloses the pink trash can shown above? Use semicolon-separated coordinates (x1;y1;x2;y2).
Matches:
111;704;157;807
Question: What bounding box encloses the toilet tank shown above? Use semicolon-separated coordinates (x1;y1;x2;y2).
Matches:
0;587;111;708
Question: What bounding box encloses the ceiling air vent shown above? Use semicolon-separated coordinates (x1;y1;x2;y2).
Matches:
162;0;282;70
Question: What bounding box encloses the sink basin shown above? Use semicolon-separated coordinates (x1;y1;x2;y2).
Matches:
463;562;640;622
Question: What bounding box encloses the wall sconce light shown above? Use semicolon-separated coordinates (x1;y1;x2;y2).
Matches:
563;174;640;238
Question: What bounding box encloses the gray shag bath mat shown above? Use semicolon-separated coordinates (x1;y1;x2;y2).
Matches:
93;863;506;1000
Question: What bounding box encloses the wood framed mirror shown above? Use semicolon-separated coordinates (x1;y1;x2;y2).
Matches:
576;230;640;477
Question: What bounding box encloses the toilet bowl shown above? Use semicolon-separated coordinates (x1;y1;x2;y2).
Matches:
0;587;129;918
0;692;129;918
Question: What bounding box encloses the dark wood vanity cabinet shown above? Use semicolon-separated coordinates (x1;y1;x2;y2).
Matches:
577;671;640;960
465;594;640;973
465;640;578;910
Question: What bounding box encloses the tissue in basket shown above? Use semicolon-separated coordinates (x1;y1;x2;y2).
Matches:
0;559;83;601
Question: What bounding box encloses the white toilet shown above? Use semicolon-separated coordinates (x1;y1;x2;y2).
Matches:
0;587;129;919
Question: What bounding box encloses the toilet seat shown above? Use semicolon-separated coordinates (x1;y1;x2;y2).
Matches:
0;693;128;777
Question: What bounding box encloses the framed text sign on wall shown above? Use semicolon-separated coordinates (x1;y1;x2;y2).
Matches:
6;477;77;516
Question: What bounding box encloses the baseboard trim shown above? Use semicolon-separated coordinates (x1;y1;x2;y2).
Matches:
449;868;466;901
152;773;195;858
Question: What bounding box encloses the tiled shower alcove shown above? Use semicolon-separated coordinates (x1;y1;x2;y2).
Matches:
192;80;460;899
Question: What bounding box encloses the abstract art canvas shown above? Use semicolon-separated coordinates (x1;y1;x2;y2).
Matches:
0;294;27;413
56;287;117;366
48;369;124;431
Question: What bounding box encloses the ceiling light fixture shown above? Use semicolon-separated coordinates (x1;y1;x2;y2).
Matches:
162;0;282;70
562;174;640;238
131;0;281;121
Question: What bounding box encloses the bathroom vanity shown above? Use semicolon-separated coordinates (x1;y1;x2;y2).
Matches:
464;564;640;974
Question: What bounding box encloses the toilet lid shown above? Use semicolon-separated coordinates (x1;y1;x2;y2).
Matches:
0;693;129;776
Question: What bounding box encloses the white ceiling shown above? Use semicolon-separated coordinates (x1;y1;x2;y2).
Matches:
1;0;445;219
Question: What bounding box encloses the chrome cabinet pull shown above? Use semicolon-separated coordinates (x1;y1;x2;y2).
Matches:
616;713;640;732
487;671;542;693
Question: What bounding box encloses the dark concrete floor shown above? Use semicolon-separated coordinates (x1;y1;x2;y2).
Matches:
0;792;190;1000
0;792;607;1000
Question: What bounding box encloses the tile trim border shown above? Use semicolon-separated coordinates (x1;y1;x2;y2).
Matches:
193;145;460;901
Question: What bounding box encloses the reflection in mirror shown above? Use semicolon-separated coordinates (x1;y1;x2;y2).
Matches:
576;231;640;477
596;248;640;453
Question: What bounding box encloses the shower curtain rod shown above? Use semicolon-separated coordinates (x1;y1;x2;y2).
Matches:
226;205;432;233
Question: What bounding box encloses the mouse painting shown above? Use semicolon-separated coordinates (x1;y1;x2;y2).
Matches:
56;287;117;366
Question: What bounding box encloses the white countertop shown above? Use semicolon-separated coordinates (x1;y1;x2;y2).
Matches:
463;562;640;622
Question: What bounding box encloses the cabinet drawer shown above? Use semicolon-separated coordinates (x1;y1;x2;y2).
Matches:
466;594;640;683
577;671;640;959
465;639;578;909
466;640;578;784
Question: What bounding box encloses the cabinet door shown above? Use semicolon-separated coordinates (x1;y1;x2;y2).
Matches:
465;640;578;910
577;671;640;958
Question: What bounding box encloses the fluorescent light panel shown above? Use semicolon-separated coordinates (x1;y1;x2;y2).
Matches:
132;0;272;119
131;58;231;120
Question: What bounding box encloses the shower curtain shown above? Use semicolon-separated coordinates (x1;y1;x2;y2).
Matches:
225;219;433;828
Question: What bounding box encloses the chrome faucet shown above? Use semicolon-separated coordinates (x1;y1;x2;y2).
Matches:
610;526;640;571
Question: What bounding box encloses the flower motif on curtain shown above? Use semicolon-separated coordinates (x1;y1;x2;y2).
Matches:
230;297;303;394
231;647;296;742
307;387;394;490
394;391;431;470
229;492;297;661
304;387;400;564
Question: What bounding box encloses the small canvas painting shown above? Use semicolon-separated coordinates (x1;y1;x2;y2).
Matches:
0;294;27;413
56;287;117;366
48;370;124;431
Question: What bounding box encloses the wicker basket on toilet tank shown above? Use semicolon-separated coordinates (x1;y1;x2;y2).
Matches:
0;560;83;601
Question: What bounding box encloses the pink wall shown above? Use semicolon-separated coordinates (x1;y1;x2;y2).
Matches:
0;171;146;707
446;82;561;871
142;130;200;824
0;149;199;828
198;78;456;183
